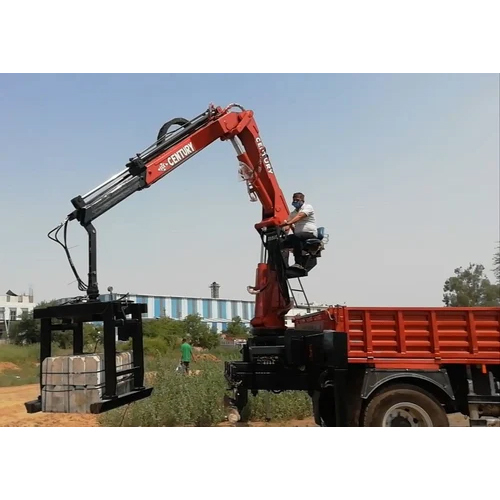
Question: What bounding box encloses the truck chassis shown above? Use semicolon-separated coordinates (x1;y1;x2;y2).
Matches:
224;329;500;427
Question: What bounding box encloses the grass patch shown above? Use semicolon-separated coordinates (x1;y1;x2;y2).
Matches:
99;352;313;427
0;344;41;386
0;341;181;387
244;391;313;422
0;343;42;364
1;343;313;425
0;368;39;387
0;343;73;387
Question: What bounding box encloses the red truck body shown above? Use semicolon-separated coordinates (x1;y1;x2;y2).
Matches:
293;306;500;370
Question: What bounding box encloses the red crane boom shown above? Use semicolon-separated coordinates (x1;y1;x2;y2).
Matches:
50;103;326;333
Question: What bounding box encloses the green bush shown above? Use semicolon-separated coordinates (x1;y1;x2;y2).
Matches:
142;337;178;356
98;353;313;427
182;314;220;349
98;357;224;426
143;317;184;341
225;316;249;338
247;391;313;421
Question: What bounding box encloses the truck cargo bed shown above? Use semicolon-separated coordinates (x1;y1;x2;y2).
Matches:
293;306;500;368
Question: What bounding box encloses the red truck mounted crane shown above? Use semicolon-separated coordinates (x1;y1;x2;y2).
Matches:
25;102;500;427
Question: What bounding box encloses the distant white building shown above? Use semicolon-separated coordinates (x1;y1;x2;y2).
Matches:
66;291;257;334
0;290;35;340
55;290;329;334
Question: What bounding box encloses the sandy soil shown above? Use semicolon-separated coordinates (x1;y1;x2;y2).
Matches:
0;362;21;373
0;384;98;427
0;384;469;427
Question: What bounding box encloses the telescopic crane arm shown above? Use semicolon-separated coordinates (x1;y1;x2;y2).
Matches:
52;103;315;333
68;103;288;228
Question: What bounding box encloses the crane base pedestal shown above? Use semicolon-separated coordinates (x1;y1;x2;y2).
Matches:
25;298;153;415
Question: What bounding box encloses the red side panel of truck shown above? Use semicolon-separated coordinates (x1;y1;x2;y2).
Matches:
293;306;500;369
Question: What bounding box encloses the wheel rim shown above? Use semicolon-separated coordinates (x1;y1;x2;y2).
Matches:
382;402;434;427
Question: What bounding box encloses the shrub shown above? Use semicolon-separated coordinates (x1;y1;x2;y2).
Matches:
246;391;313;422
143;317;184;341
98;352;313;427
182;314;220;349
99;357;226;426
225;316;249;339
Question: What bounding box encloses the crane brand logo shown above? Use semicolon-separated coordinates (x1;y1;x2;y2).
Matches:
158;142;195;171
255;137;274;174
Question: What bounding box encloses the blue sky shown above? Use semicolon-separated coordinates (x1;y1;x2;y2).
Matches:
0;74;498;306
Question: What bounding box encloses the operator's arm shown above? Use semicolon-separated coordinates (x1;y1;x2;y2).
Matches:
285;212;307;226
281;206;311;227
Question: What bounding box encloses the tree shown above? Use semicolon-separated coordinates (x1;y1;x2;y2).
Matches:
198;329;221;349
182;314;220;349
83;324;103;351
143;317;183;338
11;300;60;345
493;243;500;285
182;314;210;346
142;317;183;349
225;316;249;338
13;299;98;349
35;299;74;349
12;309;39;344
443;263;500;307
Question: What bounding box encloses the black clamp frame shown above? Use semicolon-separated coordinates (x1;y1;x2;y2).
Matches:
24;299;153;414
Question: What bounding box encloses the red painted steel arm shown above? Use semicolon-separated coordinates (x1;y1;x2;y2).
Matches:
65;103;293;329
144;106;290;227
142;104;293;330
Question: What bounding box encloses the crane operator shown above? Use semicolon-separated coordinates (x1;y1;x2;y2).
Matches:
280;192;318;270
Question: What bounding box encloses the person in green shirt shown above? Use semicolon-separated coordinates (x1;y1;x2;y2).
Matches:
180;338;193;374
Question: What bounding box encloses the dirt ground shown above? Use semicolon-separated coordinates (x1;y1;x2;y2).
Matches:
0;384;316;427
0;362;21;373
0;384;98;427
0;384;469;427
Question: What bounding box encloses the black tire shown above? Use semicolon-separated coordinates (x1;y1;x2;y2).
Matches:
237;389;251;423
362;383;449;427
239;400;251;423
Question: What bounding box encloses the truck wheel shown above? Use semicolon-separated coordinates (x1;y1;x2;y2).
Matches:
239;400;251;423
362;384;449;427
313;387;336;426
